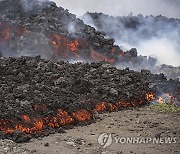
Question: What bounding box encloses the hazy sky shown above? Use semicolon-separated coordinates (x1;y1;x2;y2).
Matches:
53;0;180;18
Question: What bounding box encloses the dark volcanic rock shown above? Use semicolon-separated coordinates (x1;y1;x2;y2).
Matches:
0;0;116;54
0;56;153;142
0;56;179;142
0;0;179;143
0;0;159;67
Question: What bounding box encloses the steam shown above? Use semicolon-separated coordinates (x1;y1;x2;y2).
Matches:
53;0;180;67
20;0;50;12
82;13;180;66
135;38;180;66
54;0;180;19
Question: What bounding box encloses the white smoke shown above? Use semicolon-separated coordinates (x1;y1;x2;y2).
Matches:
52;0;180;66
83;13;180;66
20;0;49;12
136;38;180;66
54;0;180;19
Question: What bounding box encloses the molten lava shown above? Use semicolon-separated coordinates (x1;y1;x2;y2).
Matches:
49;33;84;59
0;21;165;136
0;92;156;135
0;22;29;43
67;40;79;52
72;109;92;122
0;25;11;42
0;21;121;63
146;92;155;101
90;49;115;64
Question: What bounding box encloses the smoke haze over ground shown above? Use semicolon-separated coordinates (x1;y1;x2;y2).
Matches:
54;0;180;18
82;13;180;66
52;0;180;66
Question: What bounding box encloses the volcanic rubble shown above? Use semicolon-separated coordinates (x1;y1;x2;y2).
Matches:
0;0;179;143
83;12;180;79
0;56;180;143
0;0;156;67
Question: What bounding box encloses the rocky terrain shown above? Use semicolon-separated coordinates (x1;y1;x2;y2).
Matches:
0;56;179;142
83;12;180;79
0;0;158;67
0;0;179;153
0;56;154;142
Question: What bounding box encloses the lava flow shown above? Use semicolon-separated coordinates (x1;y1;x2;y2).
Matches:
0;21;117;63
0;20;126;64
0;22;28;42
0;92;155;135
49;33;87;59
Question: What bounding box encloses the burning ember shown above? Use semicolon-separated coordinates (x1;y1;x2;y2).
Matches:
146;92;155;102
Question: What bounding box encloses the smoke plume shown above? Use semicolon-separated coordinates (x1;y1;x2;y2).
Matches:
54;0;180;18
82;13;180;66
52;0;180;66
20;0;50;12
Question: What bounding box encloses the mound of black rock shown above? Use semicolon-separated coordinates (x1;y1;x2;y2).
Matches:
0;56;180;142
0;0;157;67
0;56;152;142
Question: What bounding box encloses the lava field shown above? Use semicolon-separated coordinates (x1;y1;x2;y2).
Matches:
0;56;155;142
0;56;179;142
0;0;179;143
0;0;157;67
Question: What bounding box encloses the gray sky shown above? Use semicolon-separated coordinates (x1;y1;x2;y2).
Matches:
53;0;180;18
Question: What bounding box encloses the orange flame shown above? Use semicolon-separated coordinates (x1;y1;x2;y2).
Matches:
158;97;164;104
146;92;155;101
94;102;107;112
57;109;74;125
15;119;44;134
45;109;74;128
22;115;31;123
156;93;177;105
